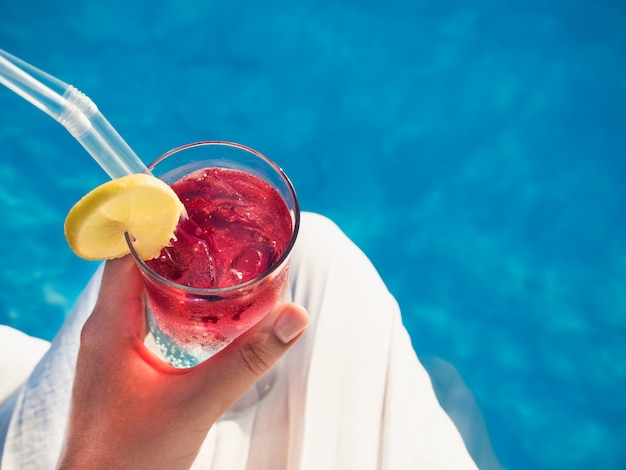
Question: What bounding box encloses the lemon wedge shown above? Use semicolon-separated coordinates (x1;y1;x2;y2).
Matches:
64;174;184;261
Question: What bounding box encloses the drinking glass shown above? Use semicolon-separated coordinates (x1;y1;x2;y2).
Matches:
126;141;300;370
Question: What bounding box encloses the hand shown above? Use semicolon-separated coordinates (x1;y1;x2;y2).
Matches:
57;256;309;470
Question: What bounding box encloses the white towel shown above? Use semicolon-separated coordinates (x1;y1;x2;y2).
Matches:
0;212;477;469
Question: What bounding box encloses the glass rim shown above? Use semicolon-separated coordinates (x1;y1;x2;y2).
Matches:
126;141;300;295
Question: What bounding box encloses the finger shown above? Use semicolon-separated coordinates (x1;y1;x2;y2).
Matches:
187;302;309;415
87;256;146;342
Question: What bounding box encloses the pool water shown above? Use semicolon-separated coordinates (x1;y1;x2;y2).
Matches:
1;1;625;468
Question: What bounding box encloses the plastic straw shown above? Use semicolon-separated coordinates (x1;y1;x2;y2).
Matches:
0;49;149;179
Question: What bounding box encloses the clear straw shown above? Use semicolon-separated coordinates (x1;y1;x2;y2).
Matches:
0;49;149;179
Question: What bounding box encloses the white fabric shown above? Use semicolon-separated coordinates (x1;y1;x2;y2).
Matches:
0;212;477;469
0;327;50;408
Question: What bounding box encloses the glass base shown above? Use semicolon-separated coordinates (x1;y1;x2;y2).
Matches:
147;320;218;368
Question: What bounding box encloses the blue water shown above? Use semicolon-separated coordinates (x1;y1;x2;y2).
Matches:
1;1;625;468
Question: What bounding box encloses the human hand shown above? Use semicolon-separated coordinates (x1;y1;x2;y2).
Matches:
56;256;308;470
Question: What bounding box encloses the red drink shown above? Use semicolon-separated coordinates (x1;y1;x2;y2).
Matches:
128;142;299;368
147;168;293;289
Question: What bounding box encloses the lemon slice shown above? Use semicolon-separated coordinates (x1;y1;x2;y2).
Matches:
64;174;184;261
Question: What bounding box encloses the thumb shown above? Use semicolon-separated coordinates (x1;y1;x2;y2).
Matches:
187;302;309;415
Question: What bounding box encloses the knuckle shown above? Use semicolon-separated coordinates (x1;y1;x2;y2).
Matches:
239;342;272;377
78;306;109;354
79;317;99;350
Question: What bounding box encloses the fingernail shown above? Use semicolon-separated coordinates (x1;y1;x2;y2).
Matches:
273;305;309;344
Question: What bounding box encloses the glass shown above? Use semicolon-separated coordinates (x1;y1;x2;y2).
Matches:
127;141;300;369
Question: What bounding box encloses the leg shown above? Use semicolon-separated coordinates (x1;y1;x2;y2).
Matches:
253;213;478;469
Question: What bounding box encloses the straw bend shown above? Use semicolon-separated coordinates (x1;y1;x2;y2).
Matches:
58;85;98;137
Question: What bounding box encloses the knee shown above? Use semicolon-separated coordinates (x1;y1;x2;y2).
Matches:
298;212;351;252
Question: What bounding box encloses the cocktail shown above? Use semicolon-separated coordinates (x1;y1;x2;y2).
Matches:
0;51;300;369
126;142;299;368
